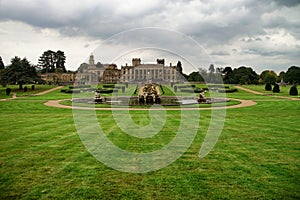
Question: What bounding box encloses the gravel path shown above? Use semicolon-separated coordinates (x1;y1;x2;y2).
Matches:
235;85;300;100
33;86;64;96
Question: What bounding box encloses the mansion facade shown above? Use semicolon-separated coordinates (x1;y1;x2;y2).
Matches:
76;55;181;84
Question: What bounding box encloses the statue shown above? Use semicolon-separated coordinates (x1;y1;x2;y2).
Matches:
198;92;206;103
94;91;103;103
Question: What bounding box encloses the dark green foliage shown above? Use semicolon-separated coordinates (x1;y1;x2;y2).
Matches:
188;71;204;82
31;85;35;90
228;66;259;84
218;88;238;93
23;86;28;92
180;88;203;93
260;70;278;84
98;89;116;94
265;83;272;91
273;84;280;93
103;84;115;88
285;66;300;84
5;88;11;95
122;86;125;93
0;56;4;70
223;66;233;84
38;50;66;73
176;61;183;74
289;85;298;96
0;57;41;89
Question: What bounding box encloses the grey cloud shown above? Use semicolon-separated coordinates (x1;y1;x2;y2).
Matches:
210;51;230;56
274;0;300;7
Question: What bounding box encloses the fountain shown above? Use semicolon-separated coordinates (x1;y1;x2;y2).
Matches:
138;84;161;105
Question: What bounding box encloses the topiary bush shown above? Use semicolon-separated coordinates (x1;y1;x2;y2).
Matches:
6;88;12;95
24;86;28;92
31;85;35;90
289;85;298;96
265;83;272;91
174;86;177;92
272;84;280;93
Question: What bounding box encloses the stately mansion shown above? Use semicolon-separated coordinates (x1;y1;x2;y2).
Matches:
76;55;181;84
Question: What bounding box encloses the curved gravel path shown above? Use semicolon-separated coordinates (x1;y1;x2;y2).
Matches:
44;98;256;111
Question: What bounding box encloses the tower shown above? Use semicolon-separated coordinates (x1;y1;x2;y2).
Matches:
89;54;95;65
132;58;141;67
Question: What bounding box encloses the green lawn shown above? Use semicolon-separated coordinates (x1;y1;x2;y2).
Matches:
0;84;56;99
0;85;299;199
241;84;299;97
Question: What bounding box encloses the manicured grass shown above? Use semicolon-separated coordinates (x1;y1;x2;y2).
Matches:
0;86;299;199
0;84;56;99
242;84;298;97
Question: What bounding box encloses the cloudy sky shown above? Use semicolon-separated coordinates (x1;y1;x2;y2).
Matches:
0;0;299;74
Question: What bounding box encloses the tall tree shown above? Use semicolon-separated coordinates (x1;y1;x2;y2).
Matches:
223;66;233;84
54;50;66;73
0;56;41;89
38;50;66;73
176;61;183;74
0;56;4;70
284;66;300;84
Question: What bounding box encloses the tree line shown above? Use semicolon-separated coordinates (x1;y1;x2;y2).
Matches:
0;50;66;89
185;64;300;85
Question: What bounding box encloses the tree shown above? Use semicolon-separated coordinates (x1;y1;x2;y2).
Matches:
279;71;285;81
289;85;298;96
223;66;233;84
176;61;183;74
231;66;259;84
188;71;204;82
285;66;300;84
260;70;277;84
54;50;66;73
38;50;66;73
0;56;4;70
0;56;41;89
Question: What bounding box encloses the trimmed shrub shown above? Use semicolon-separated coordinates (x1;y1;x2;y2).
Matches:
6;88;12;95
218;88;238;93
174;86;177;92
265;83;272;91
31;85;35;90
289;85;298;96
103;84;115;88
273;84;280;93
122;86;125;93
24;86;28;92
194;88;204;93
